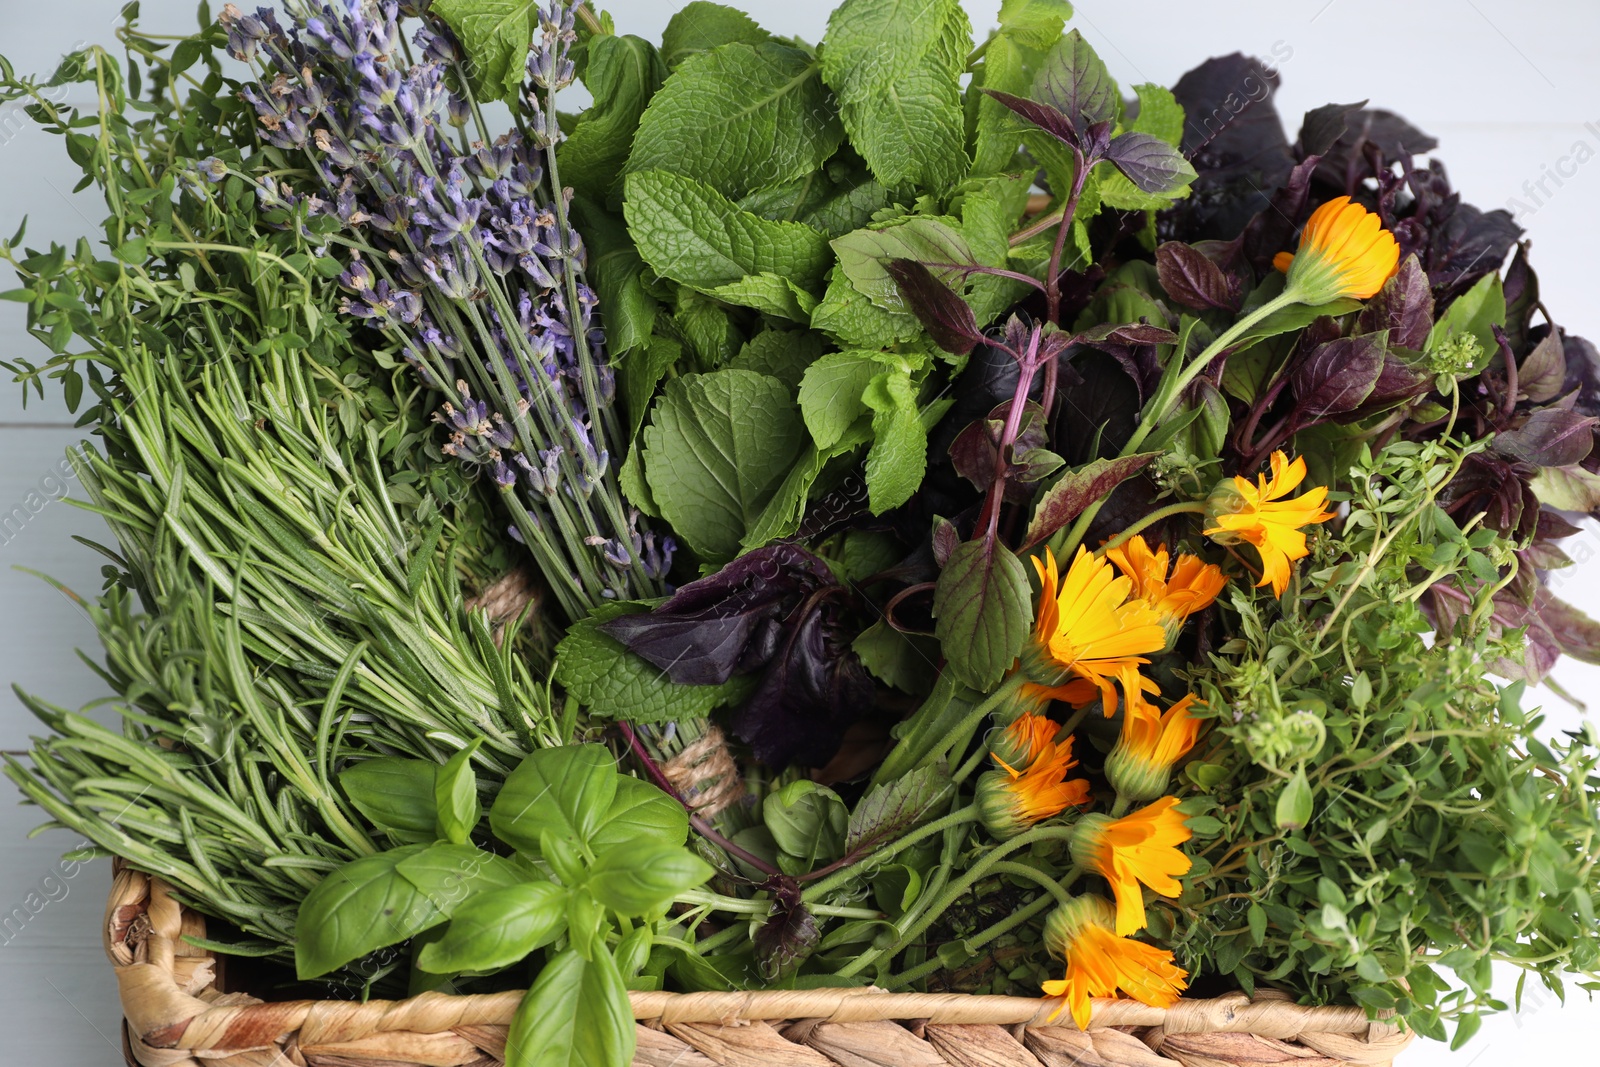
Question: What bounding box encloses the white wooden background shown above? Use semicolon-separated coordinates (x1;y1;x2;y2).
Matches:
1;1;1596;1063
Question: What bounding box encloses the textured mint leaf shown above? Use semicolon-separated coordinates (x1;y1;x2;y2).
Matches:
741;176;898;239
558;35;665;200
970;34;1032;177
728;328;825;391
799;350;886;449
998;0;1075;49
624;169;832;295
852;620;939;694
672;288;742;367
862;368;927;514
1032;29;1117;130
431;0;537;101
628;42;844;199
740;419;871;551
811;265;926;350
932;541;1032;690
1130;82;1184;146
661;2;772;70
642;370;806;560
820;0;971;191
708;272;819;322
832;217;974;310
555;603;751;722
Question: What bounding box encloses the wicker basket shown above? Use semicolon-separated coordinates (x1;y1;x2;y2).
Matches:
106;866;1414;1067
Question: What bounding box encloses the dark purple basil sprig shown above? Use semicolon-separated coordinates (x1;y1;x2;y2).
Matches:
225;1;669;621
600;545;873;770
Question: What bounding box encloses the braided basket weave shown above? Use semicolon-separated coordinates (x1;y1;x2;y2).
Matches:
106;866;1414;1067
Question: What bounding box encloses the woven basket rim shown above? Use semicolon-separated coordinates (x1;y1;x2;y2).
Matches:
106;864;1414;1066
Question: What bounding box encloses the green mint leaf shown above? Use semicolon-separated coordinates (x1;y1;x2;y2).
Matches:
998;0;1075;49
294;845;440;979
558;35;665;201
741;174;897;238
707;272;820;322
799;350;888;449
661;2;772;70
624;169;832;296
832;217;974;310
932;540;1033;690
506;947;634;1067
641;370;807;560
728;328;825;391
338;758;438;844
862;367;928;514
628;42;844;199
672;288;742;367
430;0;538;102
1129;82;1184;146
619;334;682;440
971;34;1032;177
554;603;749;724
489;744;618;856
811;265;926;350
416;882;568;975
1032;29;1117;131
821;0;972;191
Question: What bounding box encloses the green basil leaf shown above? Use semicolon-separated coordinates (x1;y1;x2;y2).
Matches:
490;744;619;855
588;844;713;917
434;738;483;845
339;758;437;844
295;845;442;979
394;842;524;916
416;882;568;975
763;780;848;865
506;947;634;1067
592;775;690;851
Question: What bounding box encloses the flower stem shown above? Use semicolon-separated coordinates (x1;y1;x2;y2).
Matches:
800;805;980;901
880;891;1056;990
1101;501;1209;553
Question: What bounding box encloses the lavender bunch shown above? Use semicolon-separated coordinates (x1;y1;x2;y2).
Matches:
223;0;671;621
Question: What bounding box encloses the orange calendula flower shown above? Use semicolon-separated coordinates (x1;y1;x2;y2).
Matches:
1024;547;1167;715
977;734;1091;839
1106;693;1204;803
1104;536;1226;648
1070;796;1194;935
1204;451;1336;598
1041;895;1189;1030
1272;195;1400;302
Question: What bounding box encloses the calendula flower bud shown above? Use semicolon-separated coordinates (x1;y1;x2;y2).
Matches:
986;712;1059;771
1040;894;1189;1030
976;735;1090;840
1105;694;1203;803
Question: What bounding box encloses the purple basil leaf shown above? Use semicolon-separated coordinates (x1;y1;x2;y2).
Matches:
931;516;960;568
885;259;984;357
1352;352;1434;418
1105;131;1196;195
1518;333;1567;405
732;606;874;768
1166;54;1294;242
1297;101;1365;157
980;88;1081;149
1022;453;1160;551
1073;322;1180;348
1493;408;1600;469
1240;154;1320;272
1315;107;1438;190
1155;241;1243;312
1537;509;1584;542
1356;255;1434;351
1439;453;1539;540
1288;333;1386;423
1503;243;1541;355
753;887;819;982
949;400;1058;502
600;545;833;685
1032;30;1118;134
1539;590;1600;665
